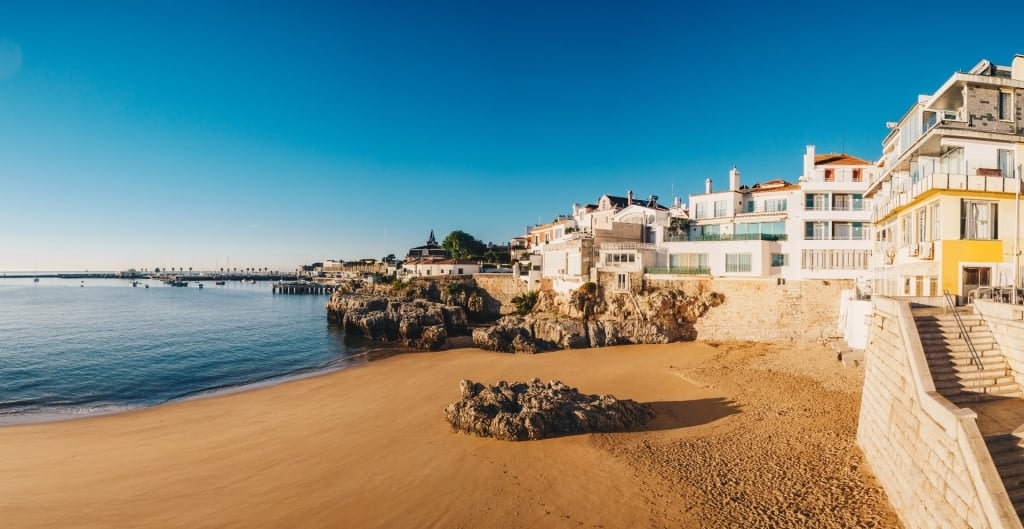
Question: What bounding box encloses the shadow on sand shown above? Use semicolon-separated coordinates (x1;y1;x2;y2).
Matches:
642;397;741;432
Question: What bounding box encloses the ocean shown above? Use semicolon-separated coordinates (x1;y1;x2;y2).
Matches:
0;277;373;424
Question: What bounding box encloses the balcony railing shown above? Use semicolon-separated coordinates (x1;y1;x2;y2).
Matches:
600;242;657;250
644;266;710;275
694;233;787;242
737;207;788;216
872;172;1021;222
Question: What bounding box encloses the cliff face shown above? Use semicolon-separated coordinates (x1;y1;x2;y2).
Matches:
471;286;723;353
326;277;721;352
326;294;468;351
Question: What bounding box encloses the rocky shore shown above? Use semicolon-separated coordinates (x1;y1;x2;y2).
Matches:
325;277;723;352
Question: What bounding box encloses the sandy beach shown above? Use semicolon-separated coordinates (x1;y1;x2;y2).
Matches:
0;341;902;528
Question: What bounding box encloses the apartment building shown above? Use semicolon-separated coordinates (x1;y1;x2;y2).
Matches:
866;55;1024;302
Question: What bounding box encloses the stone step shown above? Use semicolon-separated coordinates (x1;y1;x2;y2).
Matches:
930;369;1014;384
925;349;1003;363
915;317;985;328
917;335;995;347
933;372;1011;388
926;354;1006;369
947;389;1024;406
916;324;990;335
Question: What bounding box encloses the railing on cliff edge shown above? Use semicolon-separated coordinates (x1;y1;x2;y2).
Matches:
943;289;984;371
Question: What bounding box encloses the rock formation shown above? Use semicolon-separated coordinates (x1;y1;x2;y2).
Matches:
444;379;655;441
326;294;467;351
472;286;723;353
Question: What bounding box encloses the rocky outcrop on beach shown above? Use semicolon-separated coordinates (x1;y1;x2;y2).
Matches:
326;294;467;351
472;286;723;353
443;378;655;441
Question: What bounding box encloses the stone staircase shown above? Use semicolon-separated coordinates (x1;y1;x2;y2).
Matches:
914;309;1022;405
915;307;1024;520
985;433;1024;519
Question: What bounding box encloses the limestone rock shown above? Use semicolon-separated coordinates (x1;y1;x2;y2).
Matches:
444;379;655;441
326;294;467;351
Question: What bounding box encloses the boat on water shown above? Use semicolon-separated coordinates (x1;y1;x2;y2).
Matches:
214;280;226;286
33;277;39;283
198;283;204;289
168;280;188;287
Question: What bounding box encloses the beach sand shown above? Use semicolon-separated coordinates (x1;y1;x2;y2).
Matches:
0;341;902;528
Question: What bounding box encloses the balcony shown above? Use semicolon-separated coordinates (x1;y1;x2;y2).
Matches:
688;233;787;242
736;206;788;217
600;242;657;251
872;172;1021;222
644;266;710;275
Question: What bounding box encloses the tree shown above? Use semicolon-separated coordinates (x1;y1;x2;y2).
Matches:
442;230;486;260
482;249;499;264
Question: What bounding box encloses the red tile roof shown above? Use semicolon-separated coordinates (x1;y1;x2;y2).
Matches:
814;153;872;166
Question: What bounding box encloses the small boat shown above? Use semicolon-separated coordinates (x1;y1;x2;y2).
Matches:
33;277;39;283
215;280;226;286
144;284;150;289
168;280;189;287
198;283;204;289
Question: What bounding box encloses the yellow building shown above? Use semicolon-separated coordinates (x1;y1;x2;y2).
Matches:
867;56;1024;304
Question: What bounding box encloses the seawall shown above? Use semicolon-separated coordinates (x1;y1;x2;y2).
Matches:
856;297;1020;529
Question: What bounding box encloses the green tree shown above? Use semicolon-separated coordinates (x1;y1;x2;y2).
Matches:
442;230;486;260
482;249;499;264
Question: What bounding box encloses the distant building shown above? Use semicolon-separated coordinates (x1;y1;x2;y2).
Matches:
403;258;480;277
405;230;448;261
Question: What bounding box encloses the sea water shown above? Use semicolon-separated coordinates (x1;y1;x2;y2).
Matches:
0;277;371;424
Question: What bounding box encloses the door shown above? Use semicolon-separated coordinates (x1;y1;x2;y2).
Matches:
962;266;992;302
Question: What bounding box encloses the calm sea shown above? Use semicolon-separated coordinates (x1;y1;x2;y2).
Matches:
0;277;372;424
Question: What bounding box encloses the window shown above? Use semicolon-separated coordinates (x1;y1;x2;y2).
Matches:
725;253;752;273
928;277;938;296
931;203;940;241
999;91;1013;121
852;168;862;182
616;273;628;291
999;149;1015;178
901;215;911;246
940;147;964;175
714;200;728;217
800;249;870;270
961;200;998;240
669;253;708;272
695;203;707;219
805;194;827;210
824;168;834;182
771;253;788;267
700;225;719;238
805;221;827;240
764;198;787;212
916;209;927;245
833;222;851;240
852;194;864;211
832;194;850;211
605;253;636;264
457;268;464;275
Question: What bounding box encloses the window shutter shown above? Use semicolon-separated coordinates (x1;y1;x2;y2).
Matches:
960;199;966;239
993;203;999;239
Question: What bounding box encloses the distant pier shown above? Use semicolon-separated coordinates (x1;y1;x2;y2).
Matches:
272;282;337;295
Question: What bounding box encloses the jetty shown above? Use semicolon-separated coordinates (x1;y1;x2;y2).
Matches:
272;282;337;295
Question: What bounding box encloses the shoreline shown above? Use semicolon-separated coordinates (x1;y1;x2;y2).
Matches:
0;342;407;428
0;340;902;528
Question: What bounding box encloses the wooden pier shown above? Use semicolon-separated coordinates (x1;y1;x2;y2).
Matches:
272;282;337;295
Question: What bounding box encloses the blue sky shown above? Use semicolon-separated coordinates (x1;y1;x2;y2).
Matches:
0;1;1020;272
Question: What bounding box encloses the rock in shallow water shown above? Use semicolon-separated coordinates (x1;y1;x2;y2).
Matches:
443;378;655;441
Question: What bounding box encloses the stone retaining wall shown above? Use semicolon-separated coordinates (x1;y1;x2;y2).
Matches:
472;274;528;316
857;297;1020;529
647;277;853;341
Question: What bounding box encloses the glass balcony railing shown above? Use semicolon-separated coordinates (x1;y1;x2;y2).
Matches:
644;267;710;275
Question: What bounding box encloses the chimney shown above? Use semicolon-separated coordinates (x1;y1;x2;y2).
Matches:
804;145;815;182
1013;54;1024;81
705;178;712;194
627;190;633;205
729;166;740;191
673;196;681;208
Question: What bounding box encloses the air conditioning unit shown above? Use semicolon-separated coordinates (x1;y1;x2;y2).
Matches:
920;242;934;260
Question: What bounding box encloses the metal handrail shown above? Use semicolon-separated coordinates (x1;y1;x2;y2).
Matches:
943;289;984;371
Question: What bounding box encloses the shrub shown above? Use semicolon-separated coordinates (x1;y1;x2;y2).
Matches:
511;291;539;316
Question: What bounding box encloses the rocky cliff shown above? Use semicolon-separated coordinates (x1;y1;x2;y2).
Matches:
472;284;723;353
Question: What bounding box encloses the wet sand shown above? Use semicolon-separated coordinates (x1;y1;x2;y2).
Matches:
0;341;902;528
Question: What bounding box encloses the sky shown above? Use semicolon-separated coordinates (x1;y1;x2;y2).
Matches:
0;1;1020;272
